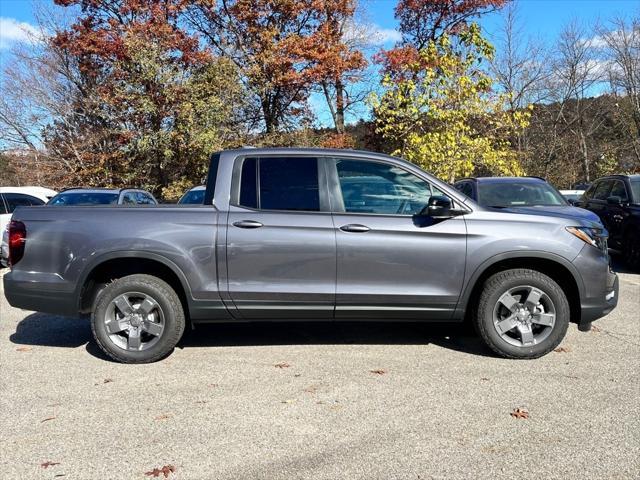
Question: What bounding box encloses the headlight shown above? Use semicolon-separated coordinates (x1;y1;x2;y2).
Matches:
566;226;607;250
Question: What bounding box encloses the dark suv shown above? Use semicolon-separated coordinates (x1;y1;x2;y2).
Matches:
577;175;640;269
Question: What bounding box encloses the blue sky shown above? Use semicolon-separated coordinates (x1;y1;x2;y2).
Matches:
1;0;638;125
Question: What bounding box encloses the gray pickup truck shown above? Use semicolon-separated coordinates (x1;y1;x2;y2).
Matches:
3;148;618;363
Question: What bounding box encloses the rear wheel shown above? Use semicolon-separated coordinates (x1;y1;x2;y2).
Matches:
475;269;570;359
91;274;185;363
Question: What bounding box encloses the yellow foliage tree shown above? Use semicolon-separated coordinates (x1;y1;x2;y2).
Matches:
371;23;530;183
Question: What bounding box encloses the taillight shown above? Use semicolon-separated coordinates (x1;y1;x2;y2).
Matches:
8;220;26;267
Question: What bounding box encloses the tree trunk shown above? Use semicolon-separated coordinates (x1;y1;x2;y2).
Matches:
335;78;345;134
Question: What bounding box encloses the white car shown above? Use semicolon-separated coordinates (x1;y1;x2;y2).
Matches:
559;189;586;205
0;186;57;267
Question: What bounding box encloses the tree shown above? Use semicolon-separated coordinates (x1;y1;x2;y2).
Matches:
50;0;246;196
188;0;365;134
377;0;507;76
372;24;528;182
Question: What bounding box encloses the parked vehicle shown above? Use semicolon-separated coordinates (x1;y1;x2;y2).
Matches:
178;185;206;205
4;149;618;363
453;177;600;223
577;174;640;269
1;187;57;268
48;187;157;206
559;189;586;205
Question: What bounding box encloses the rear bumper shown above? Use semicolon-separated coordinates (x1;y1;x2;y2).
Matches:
3;271;78;317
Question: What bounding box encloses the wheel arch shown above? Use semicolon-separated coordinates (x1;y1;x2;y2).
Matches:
76;252;191;320
457;252;584;325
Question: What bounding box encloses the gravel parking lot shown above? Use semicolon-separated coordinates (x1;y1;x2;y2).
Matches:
1;261;639;480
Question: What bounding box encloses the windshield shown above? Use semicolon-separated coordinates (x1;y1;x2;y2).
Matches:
49;192;119;206
178;189;205;205
478;181;567;208
631;179;640;203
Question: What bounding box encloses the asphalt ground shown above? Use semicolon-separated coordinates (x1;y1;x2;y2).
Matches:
1;258;639;479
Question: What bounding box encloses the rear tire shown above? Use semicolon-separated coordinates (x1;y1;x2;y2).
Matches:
91;274;185;364
475;269;570;359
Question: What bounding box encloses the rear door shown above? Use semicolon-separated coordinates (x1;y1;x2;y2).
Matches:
225;155;336;319
328;157;467;320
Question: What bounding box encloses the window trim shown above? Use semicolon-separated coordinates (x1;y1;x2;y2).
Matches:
0;194;7;215
229;154;331;213
326;156;446;217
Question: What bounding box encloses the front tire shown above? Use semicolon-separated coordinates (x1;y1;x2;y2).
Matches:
475;269;570;359
91;274;185;363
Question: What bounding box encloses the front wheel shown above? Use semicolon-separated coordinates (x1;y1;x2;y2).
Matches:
475;269;570;359
91;274;185;363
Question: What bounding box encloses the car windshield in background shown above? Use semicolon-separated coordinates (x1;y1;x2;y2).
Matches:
630;180;640;203
179;189;205;205
49;192;119;206
479;182;567;208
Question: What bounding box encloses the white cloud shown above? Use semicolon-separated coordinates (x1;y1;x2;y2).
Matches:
343;21;402;47
0;17;41;49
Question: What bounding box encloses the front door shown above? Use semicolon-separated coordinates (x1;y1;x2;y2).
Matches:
328;157;467;320
226;156;336;319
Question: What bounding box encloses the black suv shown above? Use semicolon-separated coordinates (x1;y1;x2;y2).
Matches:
577;175;640;269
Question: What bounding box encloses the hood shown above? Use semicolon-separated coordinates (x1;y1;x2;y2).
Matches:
497;205;602;226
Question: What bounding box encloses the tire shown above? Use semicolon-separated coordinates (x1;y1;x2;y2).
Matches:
91;274;185;364
624;230;640;271
475;269;570;359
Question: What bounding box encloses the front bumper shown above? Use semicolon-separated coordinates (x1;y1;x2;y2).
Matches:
573;244;619;327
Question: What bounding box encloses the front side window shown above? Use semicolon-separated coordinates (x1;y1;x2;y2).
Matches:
593;181;612;201
336;159;433;215
4;193;45;212
238;157;320;212
179;189;205;205
455;182;473;199
122;192;137;204
609;181;628;201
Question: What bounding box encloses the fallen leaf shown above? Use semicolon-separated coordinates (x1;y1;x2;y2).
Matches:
274;362;290;369
154;414;170;421
195;400;207;404
16;347;31;352
480;377;489;381
591;325;602;332
293;373;301;377
303;384;319;394
40;461;60;469
281;399;295;404
554;347;571;353
510;407;530;419
144;465;175;478
103;378;113;383
46;403;62;408
208;383;218;388
40;417;56;423
370;369;386;375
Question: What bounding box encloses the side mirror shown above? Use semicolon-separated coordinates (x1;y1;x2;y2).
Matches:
606;195;622;205
422;195;452;219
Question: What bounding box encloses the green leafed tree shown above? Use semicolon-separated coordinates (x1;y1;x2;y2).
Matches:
372;24;529;183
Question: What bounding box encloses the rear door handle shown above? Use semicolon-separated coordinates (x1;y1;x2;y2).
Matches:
340;224;370;233
233;220;263;229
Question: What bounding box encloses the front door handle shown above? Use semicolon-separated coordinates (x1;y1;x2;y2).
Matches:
233;220;263;229
340;224;370;233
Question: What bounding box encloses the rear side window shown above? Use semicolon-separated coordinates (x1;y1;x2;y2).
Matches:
238;157;320;212
122;192;137;204
593;181;612;200
3;193;45;213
